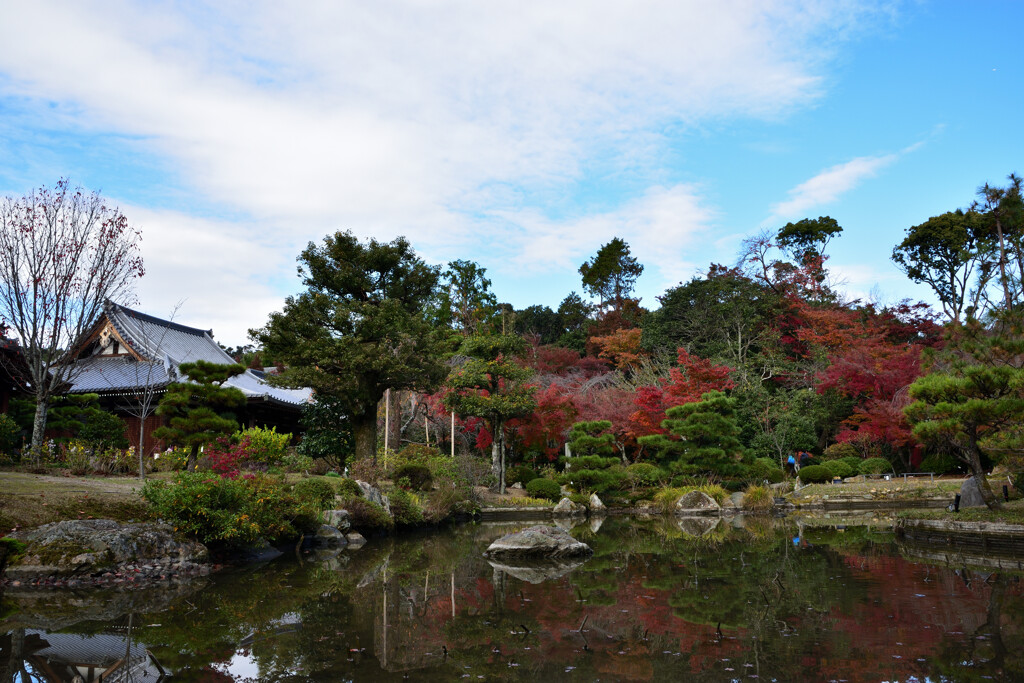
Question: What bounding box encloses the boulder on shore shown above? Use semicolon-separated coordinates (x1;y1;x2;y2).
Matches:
356;480;391;514
552;497;585;517
589;493;606;512
674;491;721;516
323;510;352;532
484;525;593;560
960;477;988;509
312;524;349;548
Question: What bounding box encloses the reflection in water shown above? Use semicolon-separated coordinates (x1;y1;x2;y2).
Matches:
2;516;1023;681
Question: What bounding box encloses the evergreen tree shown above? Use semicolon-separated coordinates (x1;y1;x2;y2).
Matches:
639;390;746;478
252;231;447;462
153;360;247;470
443;334;536;493
579;238;643;312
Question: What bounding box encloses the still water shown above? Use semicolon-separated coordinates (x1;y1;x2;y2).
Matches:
2;514;1022;682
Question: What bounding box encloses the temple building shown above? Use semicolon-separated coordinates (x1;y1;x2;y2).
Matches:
63;301;311;454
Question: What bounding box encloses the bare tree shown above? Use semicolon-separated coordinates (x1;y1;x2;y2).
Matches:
0;180;144;456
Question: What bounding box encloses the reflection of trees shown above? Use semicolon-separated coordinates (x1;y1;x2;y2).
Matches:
928;573;1024;682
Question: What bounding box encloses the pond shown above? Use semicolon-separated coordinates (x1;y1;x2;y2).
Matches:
2;514;1022;682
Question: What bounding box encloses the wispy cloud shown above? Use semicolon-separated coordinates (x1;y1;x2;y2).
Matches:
770;153;898;220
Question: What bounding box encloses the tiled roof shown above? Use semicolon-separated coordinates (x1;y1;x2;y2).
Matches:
66;302;312;407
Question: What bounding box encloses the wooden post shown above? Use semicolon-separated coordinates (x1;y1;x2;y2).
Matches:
451;411;456;458
425;413;430;446
384;388;390;453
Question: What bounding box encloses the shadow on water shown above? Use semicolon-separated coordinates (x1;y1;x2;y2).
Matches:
3;515;1024;681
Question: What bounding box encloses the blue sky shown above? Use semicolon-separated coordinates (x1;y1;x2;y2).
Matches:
1;1;1021;345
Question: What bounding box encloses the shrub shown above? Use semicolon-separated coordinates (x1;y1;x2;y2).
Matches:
859;457;893;475
349;458;384;485
281;452;314;473
823;460;853;479
388;487;424;527
841;456;863;472
749;457;784;484
565;466;626;494
324;471;341;477
0;413;22;458
342;497;393;533
823;442;859;461
506;465;538;486
334;477;363;499
626;462;665;488
392;463;433;491
394;443;442;465
564;454;618;470
236;426;292;465
797;465;831;483
143;472;319;547
919;451;961;475
292;478;337;509
526;478;561;501
743;484;774;512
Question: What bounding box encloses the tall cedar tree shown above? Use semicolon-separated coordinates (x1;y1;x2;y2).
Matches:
444;334;536;493
579;238;643;312
252;232;447;462
0;180;144;454
153;360;246;471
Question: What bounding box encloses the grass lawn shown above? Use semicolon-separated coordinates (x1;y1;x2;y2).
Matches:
898;499;1024;525
0;471;159;532
792;477;965;500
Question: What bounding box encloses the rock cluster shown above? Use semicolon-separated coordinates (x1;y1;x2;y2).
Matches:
3;519;209;585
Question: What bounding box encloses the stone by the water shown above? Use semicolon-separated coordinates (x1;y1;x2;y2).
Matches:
483;525;593;560
553;497;584;517
675;490;721;516
589;493;606;512
323;509;352;532
960;477;988;508
313;524;349;548
345;531;367;547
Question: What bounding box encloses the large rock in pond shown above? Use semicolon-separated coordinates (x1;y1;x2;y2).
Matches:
552;497;585;517
484;525;593;560
589;493;606;512
312;524;349;548
960;477;988;509
5;519;209;581
674;490;721;516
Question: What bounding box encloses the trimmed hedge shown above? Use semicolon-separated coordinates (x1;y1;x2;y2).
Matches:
526;478;561;501
797;465;832;484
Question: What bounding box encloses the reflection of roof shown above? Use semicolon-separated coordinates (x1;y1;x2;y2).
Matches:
26;629;166;682
66;302;312;407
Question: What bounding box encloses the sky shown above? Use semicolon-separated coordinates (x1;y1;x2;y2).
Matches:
0;1;1021;346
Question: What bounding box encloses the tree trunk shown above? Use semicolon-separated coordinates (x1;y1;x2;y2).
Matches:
187;444;199;472
138;416;147;481
490;419;503;491
30;399;48;463
966;443;1002;510
354;411;378;463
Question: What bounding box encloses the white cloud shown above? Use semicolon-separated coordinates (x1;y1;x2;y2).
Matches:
0;1;894;337
770;153;898;220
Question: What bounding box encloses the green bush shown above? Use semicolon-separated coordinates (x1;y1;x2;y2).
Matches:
342;497;394;533
841;456;863;472
749;457;784;484
395;443;443;465
823;442;859;461
565;466;626;494
564;455;618;470
236;426;292;465
281;452;314;472
823;460;853;479
859;457;893;475
526;478;561;501
392;463;433;491
797;465;832;483
0;413;22;458
334;477;363;499
387;487;424;527
143;472;319;547
506;465;538;486
292;478;337;509
626;462;665;487
919;451;961;475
